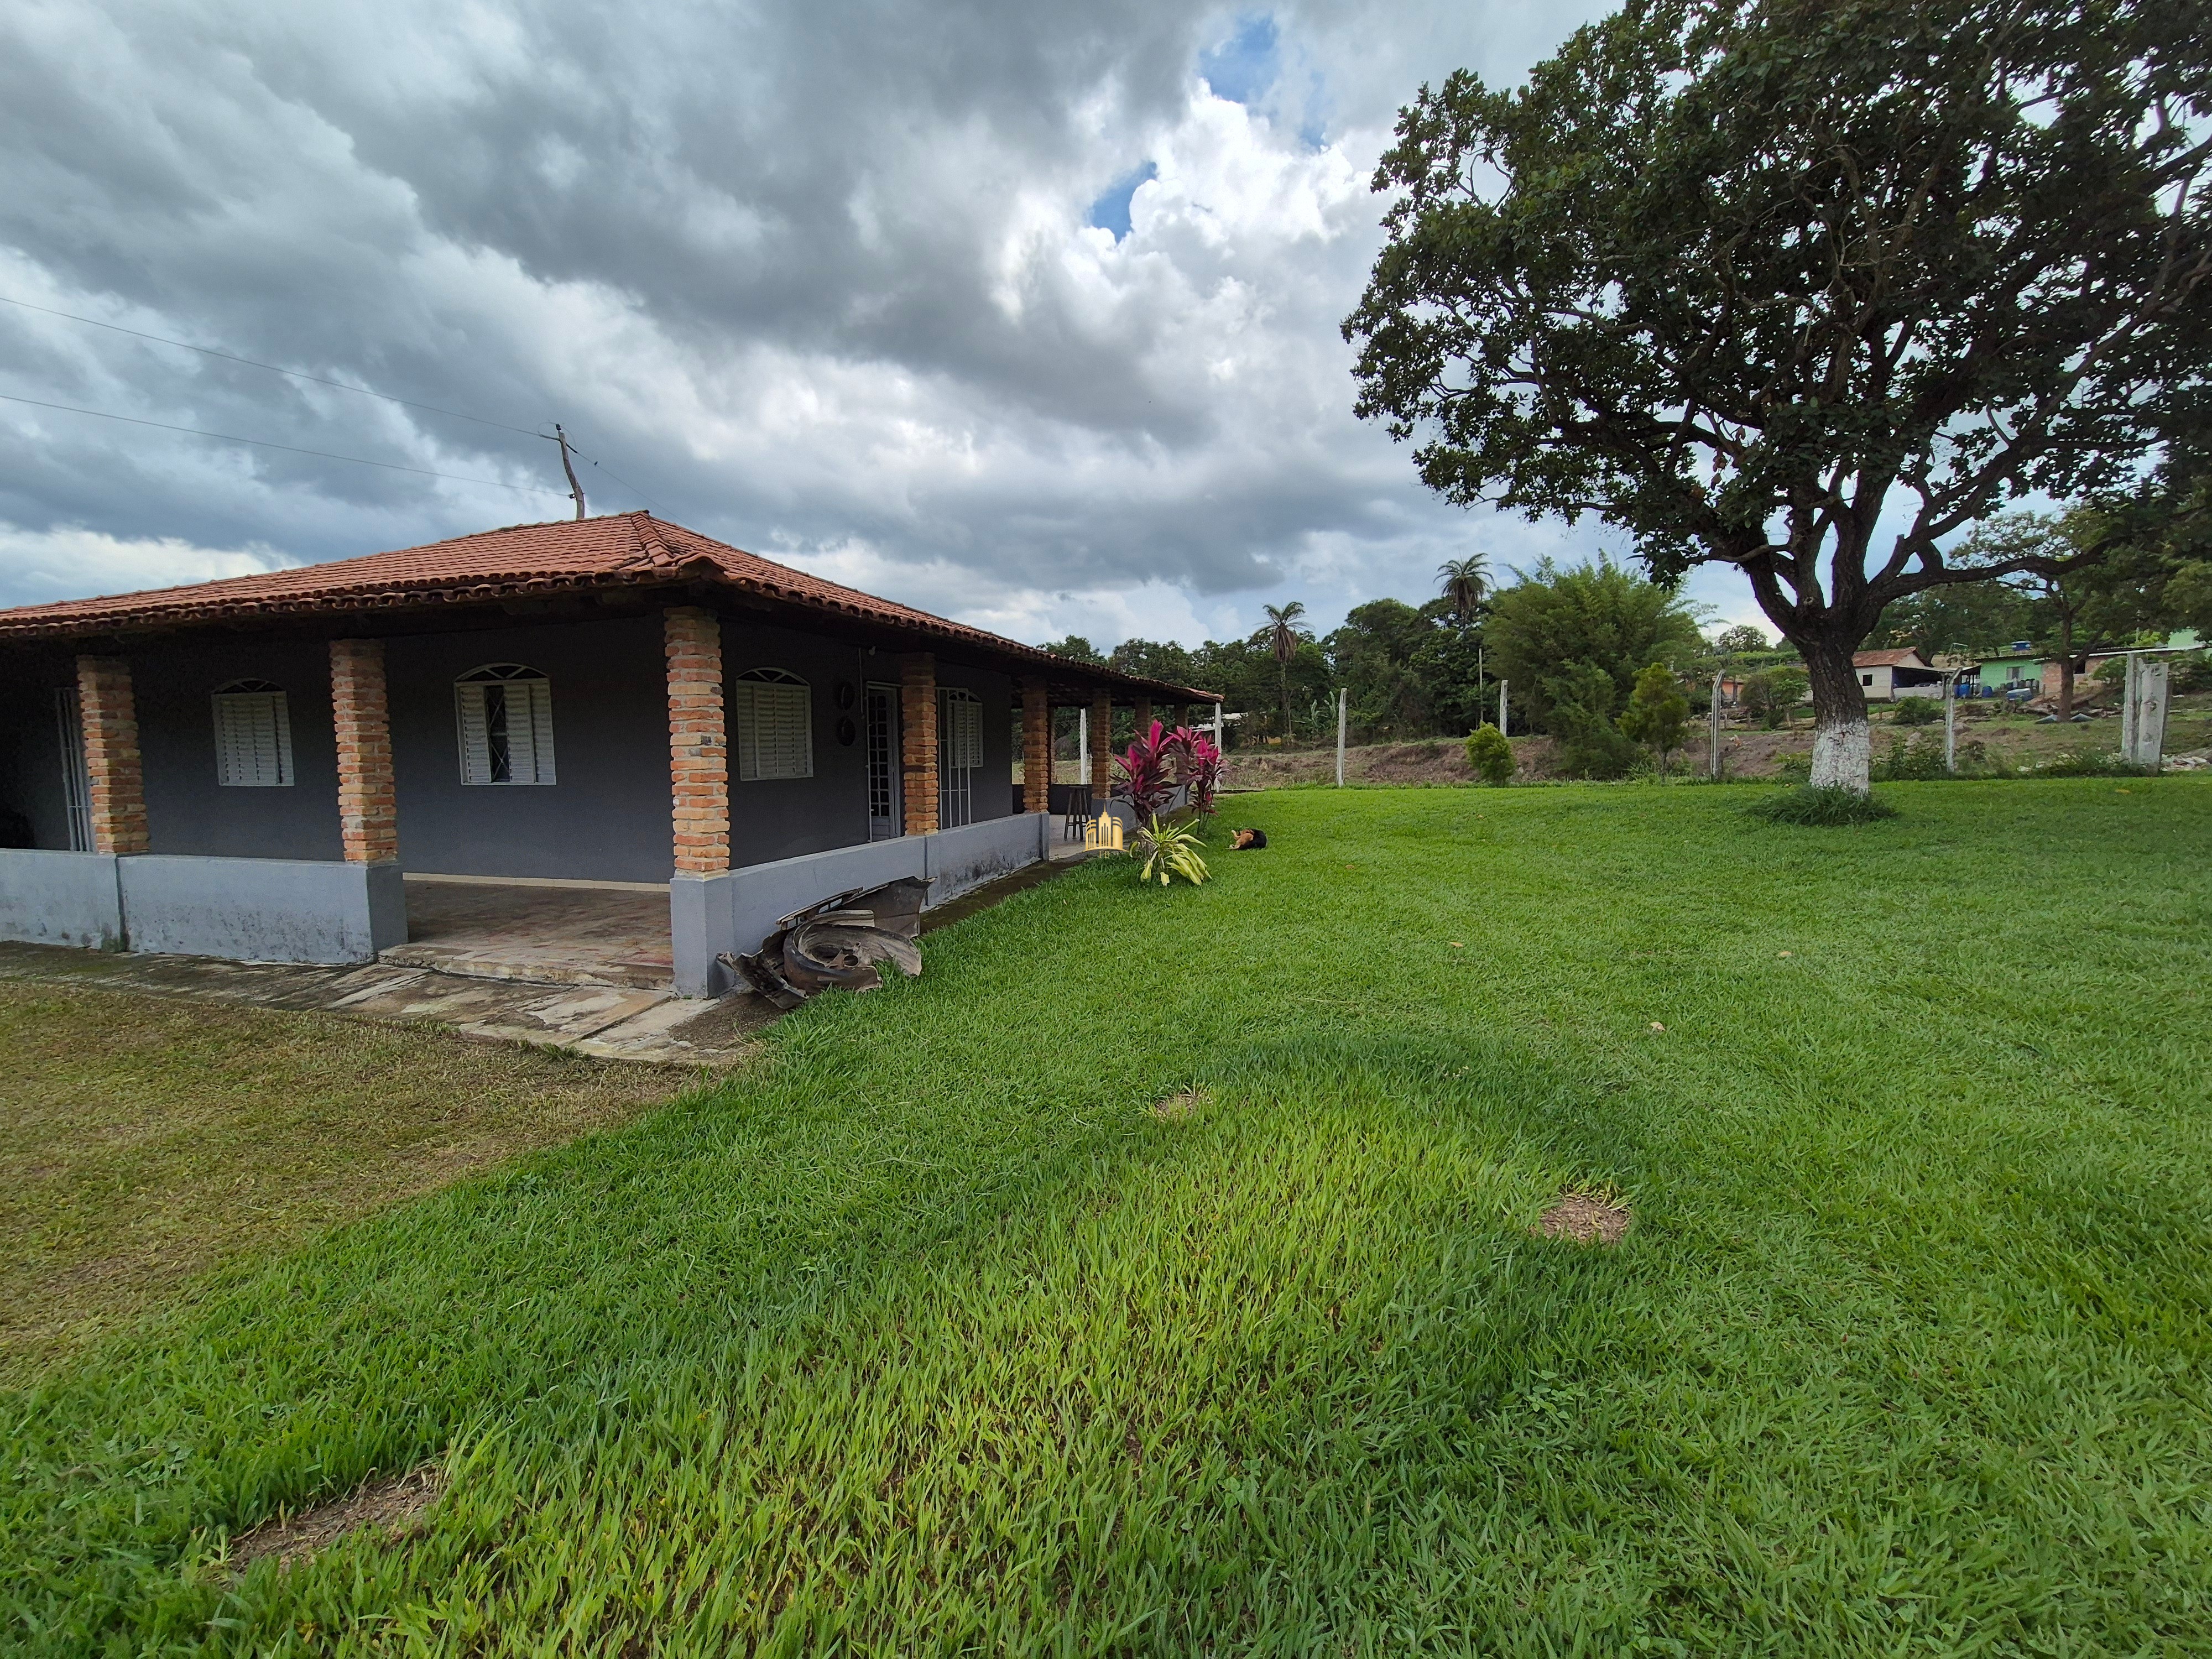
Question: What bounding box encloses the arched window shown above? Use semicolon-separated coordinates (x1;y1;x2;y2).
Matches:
211;679;294;787
733;667;812;780
456;664;556;785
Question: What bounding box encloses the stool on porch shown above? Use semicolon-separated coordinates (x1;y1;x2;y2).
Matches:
1050;782;1094;842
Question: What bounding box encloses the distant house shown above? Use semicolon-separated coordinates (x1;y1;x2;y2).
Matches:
1851;648;1945;700
0;514;1215;994
1974;643;2044;696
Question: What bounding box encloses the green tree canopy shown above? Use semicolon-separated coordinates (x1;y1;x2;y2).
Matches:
1485;556;1702;737
1345;0;2212;792
1619;662;1693;776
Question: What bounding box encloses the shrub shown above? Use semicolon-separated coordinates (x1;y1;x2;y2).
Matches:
1162;726;1225;815
1745;785;1900;826
1464;723;1515;785
1871;732;1949;781
2034;746;2160;778
1771;750;1813;784
1892;696;1942;726
1130;815;1209;886
1741;666;1809;728
1543;659;1641;778
1618;661;1692;776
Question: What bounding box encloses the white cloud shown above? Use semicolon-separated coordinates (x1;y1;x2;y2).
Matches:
0;0;1761;645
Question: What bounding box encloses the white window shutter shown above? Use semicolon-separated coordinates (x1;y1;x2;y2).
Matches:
456;682;493;784
954;695;982;770
213;691;294;786
732;676;812;780
520;677;555;784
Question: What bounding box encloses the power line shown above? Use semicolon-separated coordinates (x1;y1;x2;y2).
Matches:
0;390;570;497
0;293;547;438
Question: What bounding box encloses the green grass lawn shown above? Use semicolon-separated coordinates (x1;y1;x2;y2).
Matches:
7;779;2211;1654
0;987;681;1381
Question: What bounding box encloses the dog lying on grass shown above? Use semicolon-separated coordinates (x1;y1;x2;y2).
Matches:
1231;828;1268;851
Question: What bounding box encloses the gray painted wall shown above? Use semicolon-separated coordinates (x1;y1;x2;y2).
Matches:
118;855;404;962
669;811;1048;996
384;617;674;883
132;636;345;860
2;616;1023;889
0;849;123;947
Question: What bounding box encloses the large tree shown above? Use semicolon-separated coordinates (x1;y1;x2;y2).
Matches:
1345;0;2211;792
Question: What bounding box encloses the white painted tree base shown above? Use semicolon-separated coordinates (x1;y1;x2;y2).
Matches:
1809;717;1871;794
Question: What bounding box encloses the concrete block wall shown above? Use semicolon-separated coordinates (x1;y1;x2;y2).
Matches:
0;849;124;949
670;811;1052;996
0;849;404;963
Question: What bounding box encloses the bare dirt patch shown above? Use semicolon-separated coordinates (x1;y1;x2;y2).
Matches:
1536;1190;1632;1245
1150;1089;1211;1122
229;1464;445;1574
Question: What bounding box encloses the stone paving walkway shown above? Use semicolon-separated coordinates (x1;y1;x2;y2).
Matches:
0;943;768;1066
0;852;1089;1068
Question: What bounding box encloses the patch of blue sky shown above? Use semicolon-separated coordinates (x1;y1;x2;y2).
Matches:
1199;13;1280;106
1087;160;1158;242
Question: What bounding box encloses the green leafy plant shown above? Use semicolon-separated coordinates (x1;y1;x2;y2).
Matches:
2034;747;2160;779
1892;696;1942;726
1131;815;1210;887
1464;723;1515;785
1746;786;1901;826
1618;662;1691;778
1771;750;1813;784
1871;733;1950;781
1741;666;1809;730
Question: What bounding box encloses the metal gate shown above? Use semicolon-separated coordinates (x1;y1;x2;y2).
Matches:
54;687;92;852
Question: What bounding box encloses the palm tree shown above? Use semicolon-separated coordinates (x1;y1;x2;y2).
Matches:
1437;554;1490;622
1264;601;1310;743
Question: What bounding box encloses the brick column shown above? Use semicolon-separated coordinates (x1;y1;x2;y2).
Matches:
328;640;399;863
1021;677;1051;814
1090;690;1114;801
665;607;729;874
75;656;149;855
900;654;939;836
1134;697;1153;738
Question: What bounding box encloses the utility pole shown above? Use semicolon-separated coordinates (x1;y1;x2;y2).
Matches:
1335;687;1348;786
1498;680;1509;737
1710;670;1724;780
546;424;587;519
1078;706;1089;788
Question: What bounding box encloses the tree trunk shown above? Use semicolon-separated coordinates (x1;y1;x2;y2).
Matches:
1802;635;1872;793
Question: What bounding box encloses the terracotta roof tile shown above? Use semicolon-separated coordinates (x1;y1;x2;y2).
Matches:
0;512;1218;702
1851;648;1931;668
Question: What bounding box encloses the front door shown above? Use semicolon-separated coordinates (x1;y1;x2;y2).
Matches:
865;683;901;839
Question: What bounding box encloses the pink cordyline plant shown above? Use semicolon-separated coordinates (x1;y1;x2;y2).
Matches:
1114;721;1225;817
1113;721;1177;818
1163;726;1223;815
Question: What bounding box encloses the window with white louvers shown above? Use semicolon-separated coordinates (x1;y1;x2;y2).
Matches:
733;668;813;780
212;681;295;787
455;665;556;785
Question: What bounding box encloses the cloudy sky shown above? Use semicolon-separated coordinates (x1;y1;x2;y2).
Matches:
0;0;1770;649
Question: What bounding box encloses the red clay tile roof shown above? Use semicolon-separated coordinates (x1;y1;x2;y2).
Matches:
0;513;1219;702
1851;648;1931;669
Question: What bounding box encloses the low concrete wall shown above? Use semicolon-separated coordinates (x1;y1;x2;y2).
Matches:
117;857;406;964
0;849;124;950
670;813;1051;997
922;811;1051;904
